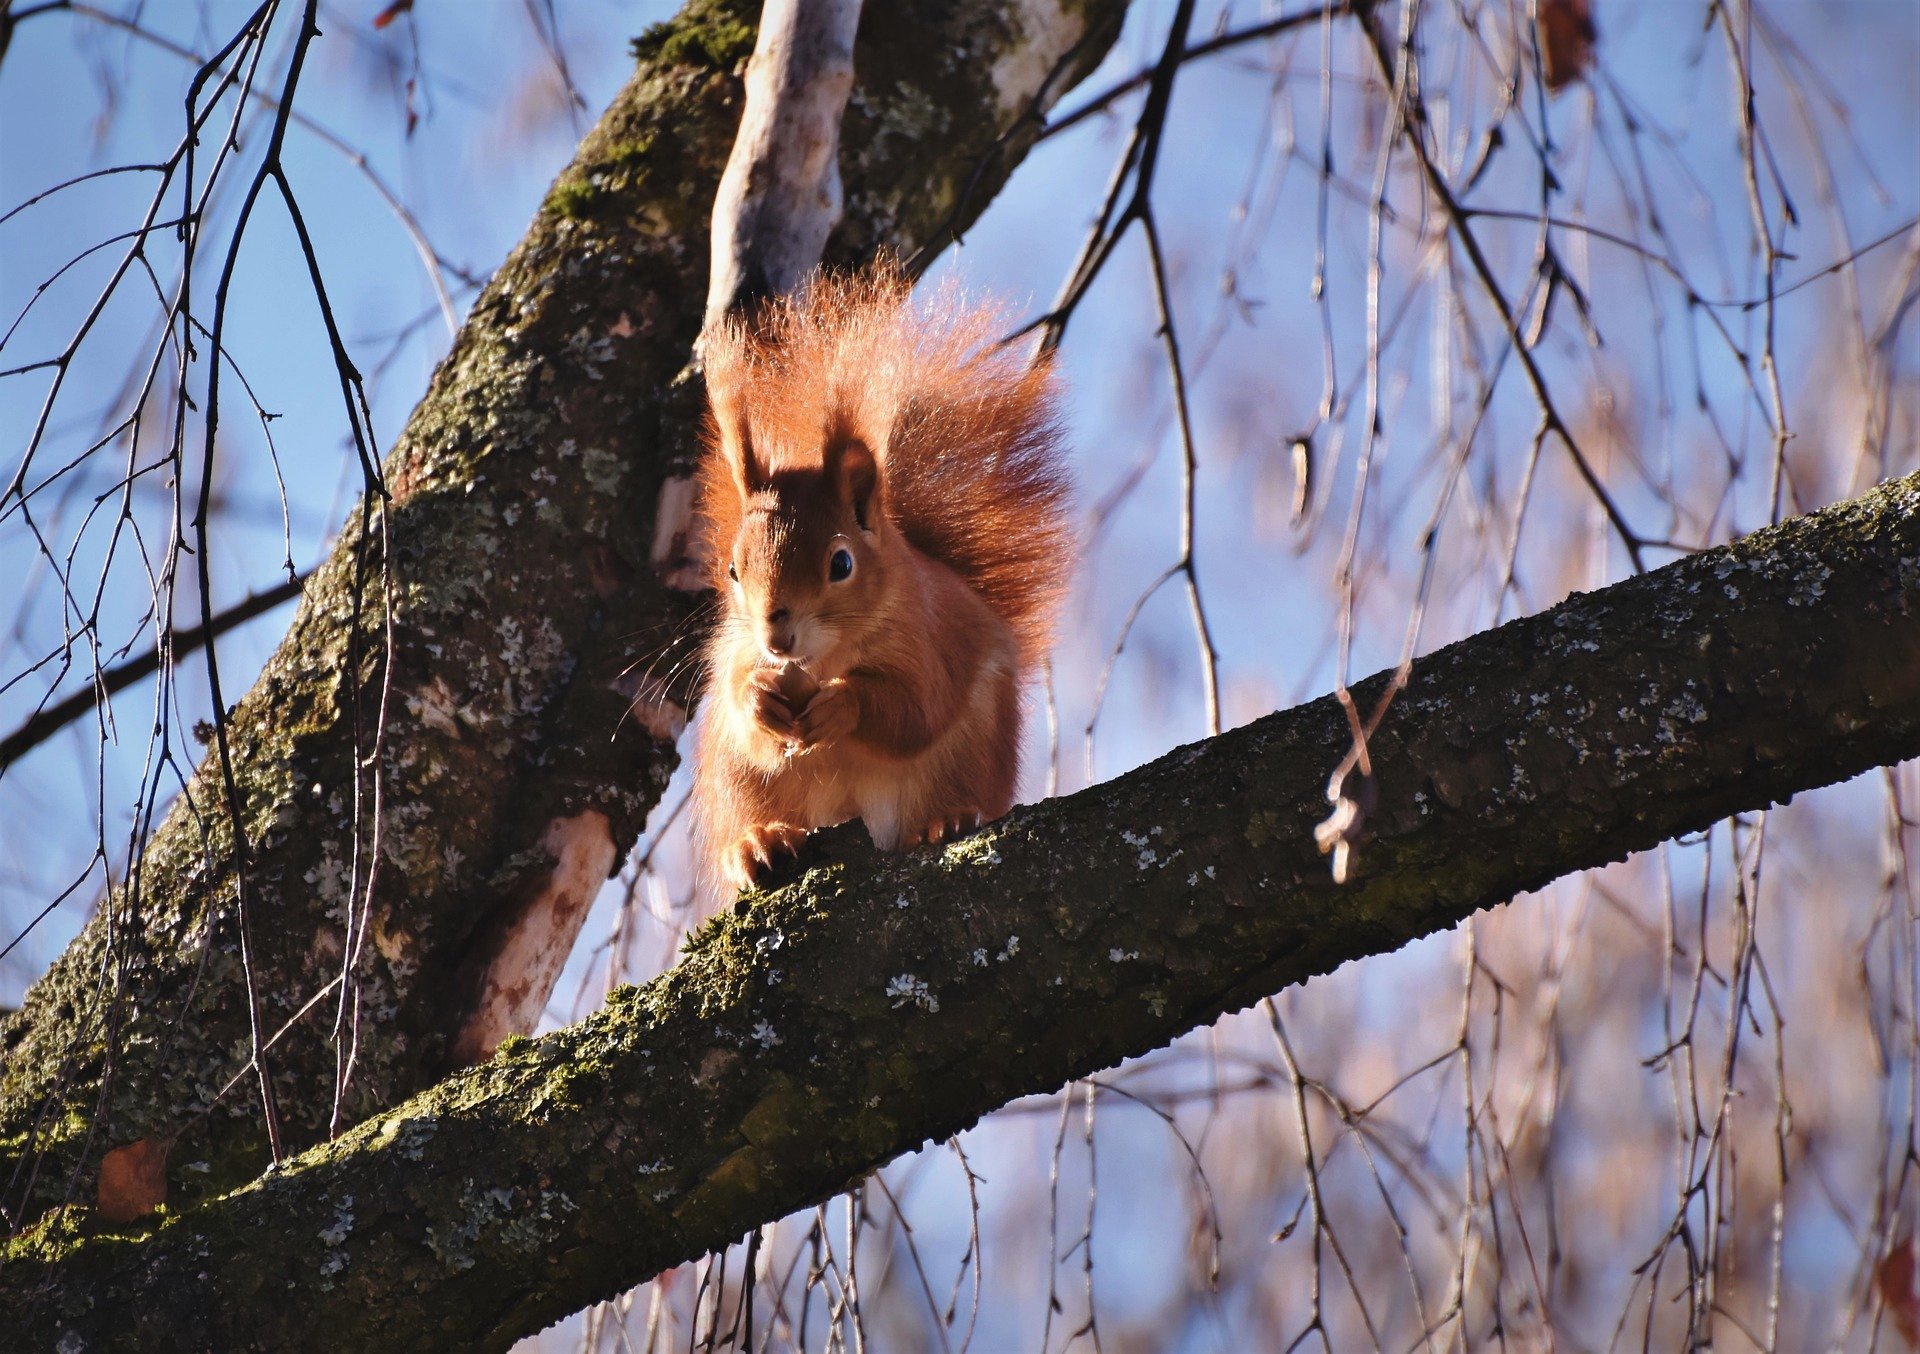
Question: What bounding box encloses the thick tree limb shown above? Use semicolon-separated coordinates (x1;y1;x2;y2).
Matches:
9;472;1916;1351
0;0;1127;1226
704;0;863;330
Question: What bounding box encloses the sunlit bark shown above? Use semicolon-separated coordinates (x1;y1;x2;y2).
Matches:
8;470;1917;1350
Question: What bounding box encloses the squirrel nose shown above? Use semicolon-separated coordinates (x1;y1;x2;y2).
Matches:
765;610;793;655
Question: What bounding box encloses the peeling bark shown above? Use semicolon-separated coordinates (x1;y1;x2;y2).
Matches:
450;812;617;1067
704;0;864;330
8;471;1917;1352
0;0;1128;1228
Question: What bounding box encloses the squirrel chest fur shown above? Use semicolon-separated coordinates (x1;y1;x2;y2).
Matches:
690;268;1071;893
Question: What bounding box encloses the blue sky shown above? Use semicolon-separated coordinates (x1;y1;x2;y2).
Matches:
3;0;1919;1345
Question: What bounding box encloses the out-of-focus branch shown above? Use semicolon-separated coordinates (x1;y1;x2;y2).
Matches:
1038;1;1349;144
0;572;309;772
9;470;1917;1351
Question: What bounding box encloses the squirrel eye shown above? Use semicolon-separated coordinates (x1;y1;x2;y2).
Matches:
727;561;738;582
828;547;854;583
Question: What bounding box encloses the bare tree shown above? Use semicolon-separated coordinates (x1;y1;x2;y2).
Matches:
3;0;1918;1348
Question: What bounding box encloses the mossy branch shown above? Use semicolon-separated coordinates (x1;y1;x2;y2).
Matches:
8;472;1918;1351
0;0;1128;1226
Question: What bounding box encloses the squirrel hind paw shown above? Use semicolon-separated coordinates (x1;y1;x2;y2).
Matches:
914;811;984;847
725;821;811;890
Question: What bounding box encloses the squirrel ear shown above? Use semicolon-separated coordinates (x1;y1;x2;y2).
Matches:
831;438;881;531
726;423;766;500
704;369;765;500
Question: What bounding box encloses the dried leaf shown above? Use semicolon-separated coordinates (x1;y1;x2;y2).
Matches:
1289;436;1312;525
1539;0;1597;92
97;1136;170;1223
372;0;414;31
1879;1238;1920;1347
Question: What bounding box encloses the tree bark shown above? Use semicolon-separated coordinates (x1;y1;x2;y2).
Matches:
7;470;1916;1351
0;0;1128;1228
704;0;864;330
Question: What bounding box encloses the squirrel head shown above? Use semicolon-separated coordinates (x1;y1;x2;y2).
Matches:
714;431;894;676
697;260;1072;681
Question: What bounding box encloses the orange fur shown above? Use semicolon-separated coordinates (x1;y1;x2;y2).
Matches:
690;262;1072;894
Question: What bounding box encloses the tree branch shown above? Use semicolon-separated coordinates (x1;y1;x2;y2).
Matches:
703;0;863;329
0;0;1128;1227
10;470;1916;1351
0;572;308;772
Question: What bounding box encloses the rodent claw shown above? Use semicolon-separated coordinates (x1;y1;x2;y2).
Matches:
725;821;809;890
916;810;983;845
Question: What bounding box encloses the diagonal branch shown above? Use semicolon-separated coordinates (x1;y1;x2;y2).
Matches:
0;572;309;773
0;0;1130;1230
10;469;1917;1351
703;0;863;329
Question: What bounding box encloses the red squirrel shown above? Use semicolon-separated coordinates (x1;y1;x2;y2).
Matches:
690;264;1072;893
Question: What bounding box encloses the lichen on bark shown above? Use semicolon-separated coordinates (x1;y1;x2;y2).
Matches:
6;470;1916;1352
0;0;1130;1230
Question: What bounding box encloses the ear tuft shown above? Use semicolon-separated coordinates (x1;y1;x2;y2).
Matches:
729;423;765;499
833;438;881;530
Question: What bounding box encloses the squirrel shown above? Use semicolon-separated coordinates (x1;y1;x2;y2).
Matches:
690;264;1072;894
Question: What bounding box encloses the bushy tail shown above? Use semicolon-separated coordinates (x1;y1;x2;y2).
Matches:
701;262;1073;669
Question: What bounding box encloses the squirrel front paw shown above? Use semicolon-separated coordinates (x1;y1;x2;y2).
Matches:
790;678;857;752
913;810;984;846
743;667;799;744
724;821;810;890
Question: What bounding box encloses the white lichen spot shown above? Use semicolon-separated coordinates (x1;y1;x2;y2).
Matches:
407;678;463;737
305;843;351;921
1108;948;1139;963
997;935;1020;962
946;834;1002;867
319;1197;356;1247
580;444;624;496
972;948;989;966
1789;561;1831;606
886;973;939;1012
750;1020;781;1049
1668;691;1708;723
